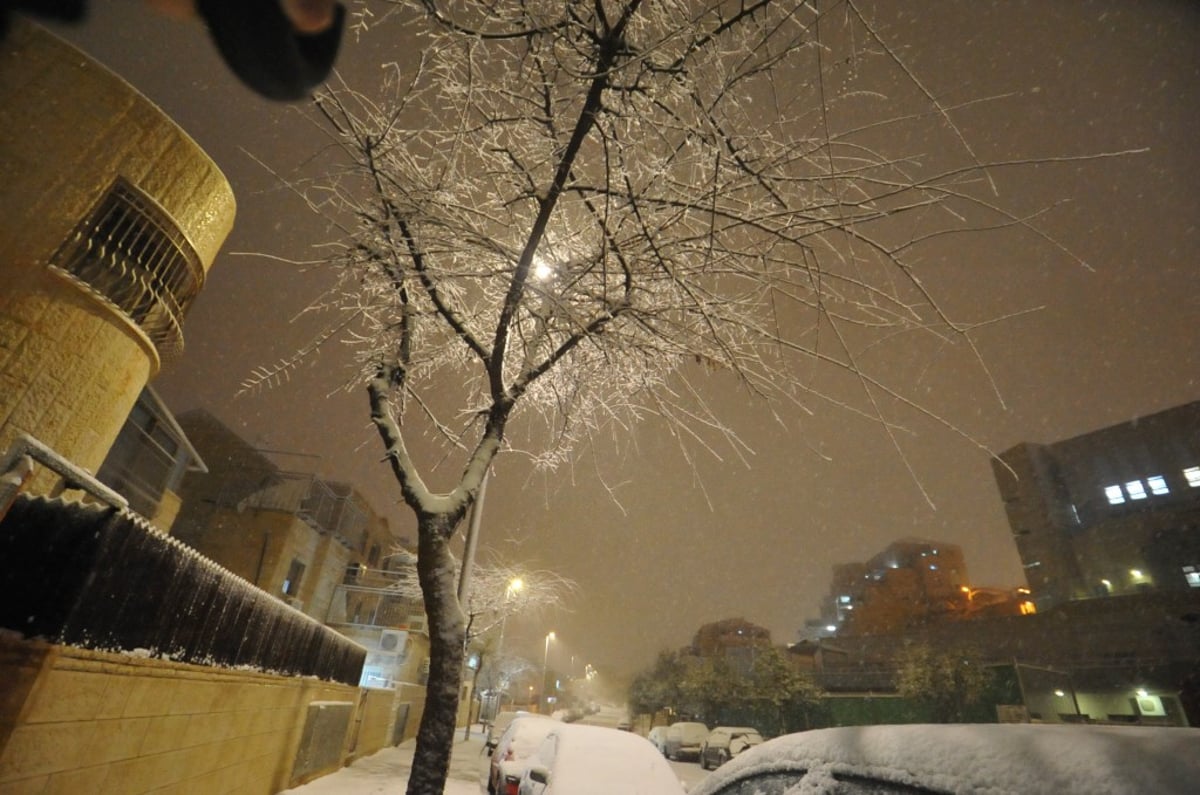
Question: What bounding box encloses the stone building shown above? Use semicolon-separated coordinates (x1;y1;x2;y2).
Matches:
0;19;234;492
171;409;430;691
994;400;1200;610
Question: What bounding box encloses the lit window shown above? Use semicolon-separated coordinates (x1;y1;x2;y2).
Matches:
1147;475;1169;495
1104;485;1125;505
839;595;851;604
1125;480;1148;500
1185;466;1200;488
1185;568;1200;589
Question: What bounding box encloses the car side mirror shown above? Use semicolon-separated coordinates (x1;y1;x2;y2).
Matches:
529;765;550;785
486;746;494;757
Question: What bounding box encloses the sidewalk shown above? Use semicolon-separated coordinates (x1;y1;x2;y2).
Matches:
280;726;488;795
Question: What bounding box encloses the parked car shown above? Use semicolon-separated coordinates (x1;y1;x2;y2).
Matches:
518;722;686;795
689;723;1200;795
485;710;533;752
647;725;670;756
482;715;558;795
664;720;709;761
698;726;763;770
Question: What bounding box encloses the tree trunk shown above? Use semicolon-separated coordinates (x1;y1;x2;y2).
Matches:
406;516;467;795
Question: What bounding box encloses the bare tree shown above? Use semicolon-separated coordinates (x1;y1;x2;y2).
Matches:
246;1;1133;790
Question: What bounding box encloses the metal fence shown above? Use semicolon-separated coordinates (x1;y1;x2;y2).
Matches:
0;493;366;685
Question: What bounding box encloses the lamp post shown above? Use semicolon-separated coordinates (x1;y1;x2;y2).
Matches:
541;631;556;713
495;577;523;711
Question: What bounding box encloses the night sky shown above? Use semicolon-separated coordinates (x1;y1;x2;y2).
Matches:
45;1;1200;679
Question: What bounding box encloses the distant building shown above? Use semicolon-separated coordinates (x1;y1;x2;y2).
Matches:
0;20;234;491
993;400;1200;610
691;617;772;676
171;410;429;690
822;538;973;635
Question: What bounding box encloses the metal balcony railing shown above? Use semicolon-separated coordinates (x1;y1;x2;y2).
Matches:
49;179;204;359
233;471;368;547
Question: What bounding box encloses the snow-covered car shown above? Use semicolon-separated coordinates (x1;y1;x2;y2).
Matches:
485;710;533;752
647;725;670;756
665;720;709;761
698;726;763;770
518;722;686;795
689;723;1200;795
482;715;558;795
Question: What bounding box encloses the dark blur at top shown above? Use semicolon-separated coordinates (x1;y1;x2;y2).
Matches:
0;0;345;101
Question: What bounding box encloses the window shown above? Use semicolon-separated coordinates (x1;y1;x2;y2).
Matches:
1124;480;1147;500
1146;475;1169;495
283;558;306;597
1184;466;1200;488
1104;485;1125;505
1184;566;1200;589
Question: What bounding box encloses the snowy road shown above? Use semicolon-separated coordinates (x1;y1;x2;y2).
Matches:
278;722;711;793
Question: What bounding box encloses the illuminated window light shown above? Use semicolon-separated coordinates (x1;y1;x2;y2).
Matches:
1147;475;1169;495
1125;480;1148;500
1104;485;1125;505
1185;466;1200;488
1054;689;1066;698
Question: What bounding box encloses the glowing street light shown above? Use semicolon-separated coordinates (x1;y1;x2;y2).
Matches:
494;576;525;710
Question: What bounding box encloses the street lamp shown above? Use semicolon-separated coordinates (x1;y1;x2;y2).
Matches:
541;631;556;713
495;577;524;710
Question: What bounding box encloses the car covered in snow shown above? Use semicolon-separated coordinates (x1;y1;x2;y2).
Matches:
688;723;1200;795
698;726;763;770
647;725;670;755
518;722;686;795
664;720;709;761
482;714;559;795
485;710;534;753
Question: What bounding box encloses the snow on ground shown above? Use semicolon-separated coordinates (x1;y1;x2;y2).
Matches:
279;728;489;795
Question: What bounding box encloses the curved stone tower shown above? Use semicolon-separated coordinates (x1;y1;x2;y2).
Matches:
0;19;235;490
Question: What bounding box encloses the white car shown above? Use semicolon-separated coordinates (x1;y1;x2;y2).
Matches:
485;710;534;753
647;725;670;755
689;723;1200;795
665;720;709;761
698;725;763;770
482;715;558;795
518;722;686;795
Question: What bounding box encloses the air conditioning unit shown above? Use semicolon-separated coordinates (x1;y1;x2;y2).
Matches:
379;629;408;653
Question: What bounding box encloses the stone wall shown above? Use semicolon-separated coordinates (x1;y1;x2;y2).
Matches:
0;637;419;795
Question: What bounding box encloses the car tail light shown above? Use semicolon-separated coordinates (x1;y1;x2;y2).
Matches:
503;775;520;795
